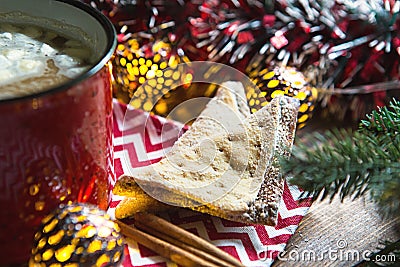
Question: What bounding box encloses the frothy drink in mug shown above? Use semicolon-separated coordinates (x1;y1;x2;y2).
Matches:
0;14;93;98
0;1;116;265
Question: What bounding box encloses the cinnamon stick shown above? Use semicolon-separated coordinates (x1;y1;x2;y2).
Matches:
116;220;220;267
134;213;245;267
135;220;237;267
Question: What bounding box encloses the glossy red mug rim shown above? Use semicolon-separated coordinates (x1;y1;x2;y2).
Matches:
0;0;117;104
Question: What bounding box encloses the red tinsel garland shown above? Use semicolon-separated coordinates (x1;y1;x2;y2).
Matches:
83;0;400;124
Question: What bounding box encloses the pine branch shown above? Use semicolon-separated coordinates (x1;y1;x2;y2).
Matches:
281;98;400;218
361;98;400;134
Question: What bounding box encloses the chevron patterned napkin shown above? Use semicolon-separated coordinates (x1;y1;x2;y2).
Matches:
108;99;312;267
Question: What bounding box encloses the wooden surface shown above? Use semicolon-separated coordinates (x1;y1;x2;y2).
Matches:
273;197;400;266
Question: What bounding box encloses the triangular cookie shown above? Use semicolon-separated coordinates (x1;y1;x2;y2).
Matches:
113;81;250;218
114;83;298;225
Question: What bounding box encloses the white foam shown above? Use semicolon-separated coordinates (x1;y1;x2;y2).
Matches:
0;55;11;69
0;33;46;87
0;69;14;83
40;43;57;57
0;22;91;99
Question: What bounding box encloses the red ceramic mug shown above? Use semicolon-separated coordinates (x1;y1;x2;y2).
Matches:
0;0;117;265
